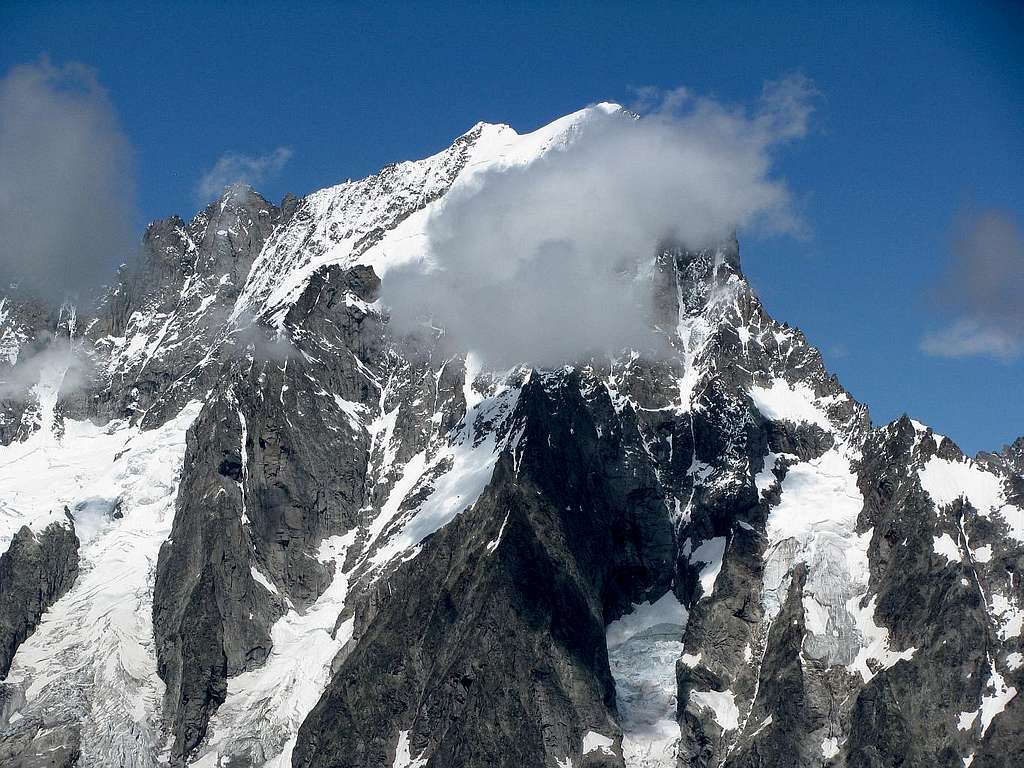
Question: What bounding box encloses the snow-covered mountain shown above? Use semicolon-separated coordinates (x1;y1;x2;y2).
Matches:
0;104;1021;768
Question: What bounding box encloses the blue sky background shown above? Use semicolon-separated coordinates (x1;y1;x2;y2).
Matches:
1;0;1021;454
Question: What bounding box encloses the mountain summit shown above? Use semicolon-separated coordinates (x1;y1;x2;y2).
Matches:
0;106;1021;768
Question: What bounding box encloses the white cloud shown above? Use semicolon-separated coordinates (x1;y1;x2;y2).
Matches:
0;57;136;302
383;75;817;368
196;147;293;202
922;210;1024;362
921;319;1020;361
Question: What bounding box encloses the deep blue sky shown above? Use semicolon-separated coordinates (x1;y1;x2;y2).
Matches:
2;0;1022;453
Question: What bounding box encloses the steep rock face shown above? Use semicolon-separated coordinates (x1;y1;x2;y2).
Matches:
0;522;80;768
0;104;1020;768
153;396;288;763
152;262;384;764
0;522;78;679
846;422;1023;768
293;369;676;768
79;186;292;430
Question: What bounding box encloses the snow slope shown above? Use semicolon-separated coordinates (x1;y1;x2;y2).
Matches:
3;402;202;767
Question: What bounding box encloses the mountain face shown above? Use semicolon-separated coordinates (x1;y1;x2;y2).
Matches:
0;105;1021;768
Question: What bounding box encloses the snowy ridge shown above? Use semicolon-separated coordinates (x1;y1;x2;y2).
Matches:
233;103;624;328
920;449;1023;543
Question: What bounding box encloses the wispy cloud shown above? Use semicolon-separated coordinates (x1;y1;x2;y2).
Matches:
921;209;1024;362
196;147;293;203
921;319;1020;361
0;57;136;302
828;343;850;360
383;74;818;368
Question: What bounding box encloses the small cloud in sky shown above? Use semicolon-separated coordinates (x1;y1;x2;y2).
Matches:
921;318;1020;361
196;147;293;203
921;209;1024;362
627;84;690;115
629;75;819;144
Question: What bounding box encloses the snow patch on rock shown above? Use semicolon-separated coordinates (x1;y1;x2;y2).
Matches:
688;689;739;731
991;592;1023;640
749;379;837;432
582;730;615;756
368;368;521;568
821;736;840;759
978;660;1017;737
920;454;1023;542
933;532;962;563
392;729;427;768
691;536;727;601
847;595;918;683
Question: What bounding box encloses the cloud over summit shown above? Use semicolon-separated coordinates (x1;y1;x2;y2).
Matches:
382;75;817;368
196;147;293;203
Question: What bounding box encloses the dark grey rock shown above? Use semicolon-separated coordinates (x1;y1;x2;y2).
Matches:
0;523;78;680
